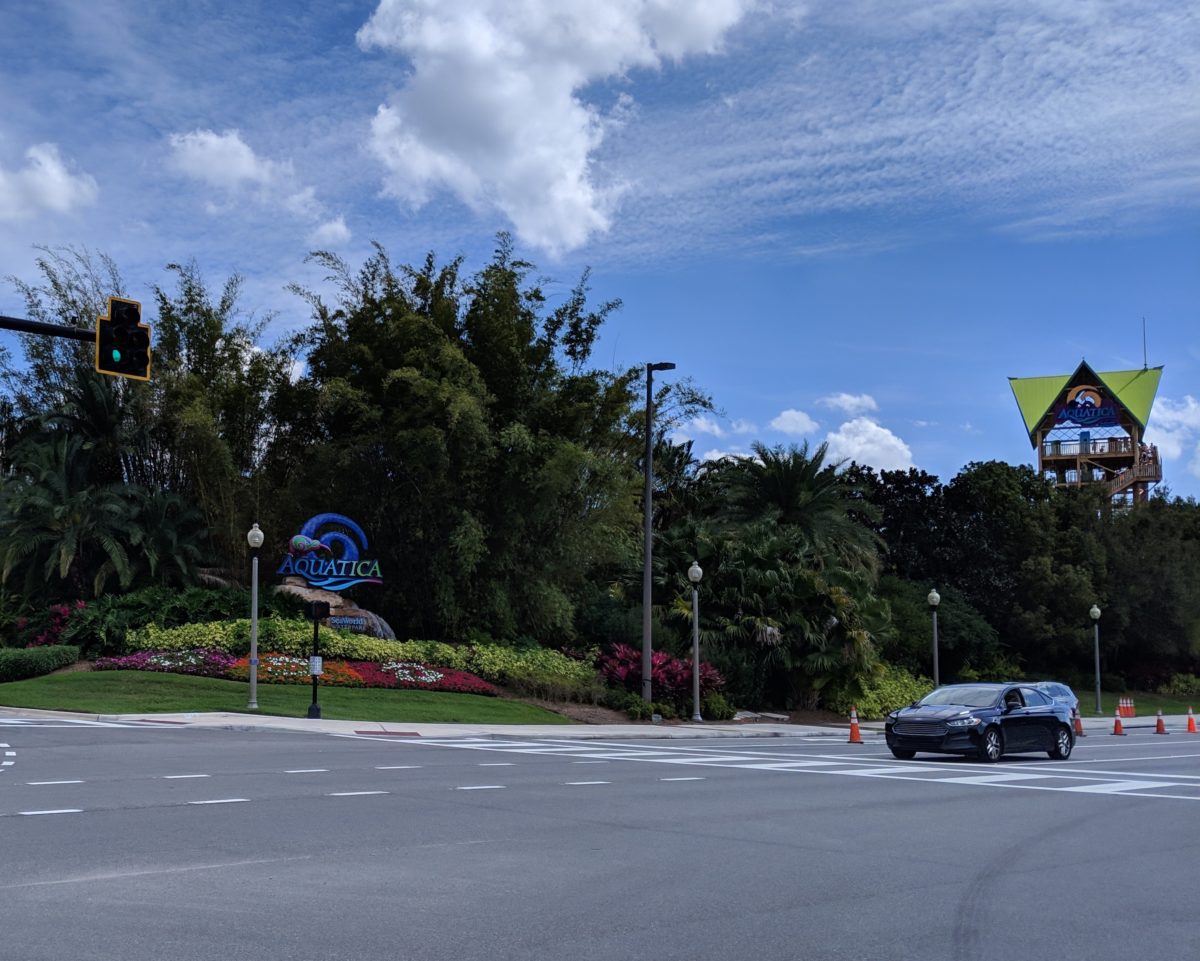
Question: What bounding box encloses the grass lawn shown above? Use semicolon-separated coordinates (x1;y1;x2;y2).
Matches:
0;671;575;724
1085;690;1199;718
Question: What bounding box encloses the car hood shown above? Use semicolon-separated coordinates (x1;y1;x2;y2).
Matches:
892;704;991;721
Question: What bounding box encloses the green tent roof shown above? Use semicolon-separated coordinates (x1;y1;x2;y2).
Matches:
1009;364;1163;445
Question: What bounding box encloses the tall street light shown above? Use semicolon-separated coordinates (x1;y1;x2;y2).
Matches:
688;561;704;723
642;361;676;704
1090;604;1102;715
927;588;941;687
246;523;265;710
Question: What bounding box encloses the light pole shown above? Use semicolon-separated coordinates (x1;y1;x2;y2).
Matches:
642;361;676;704
927;588;941;687
1090;604;1102;715
688;561;703;723
246;523;265;710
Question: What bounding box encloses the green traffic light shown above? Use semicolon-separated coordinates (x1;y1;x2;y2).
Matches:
112;349;121;362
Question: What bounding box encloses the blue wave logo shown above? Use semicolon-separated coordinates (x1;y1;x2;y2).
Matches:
276;513;383;591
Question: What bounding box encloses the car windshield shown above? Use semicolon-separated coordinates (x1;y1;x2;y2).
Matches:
918;686;1001;708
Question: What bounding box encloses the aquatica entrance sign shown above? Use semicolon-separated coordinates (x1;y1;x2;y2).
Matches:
276;513;382;591
1053;384;1119;429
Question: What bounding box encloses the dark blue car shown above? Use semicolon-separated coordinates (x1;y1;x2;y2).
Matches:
885;682;1075;762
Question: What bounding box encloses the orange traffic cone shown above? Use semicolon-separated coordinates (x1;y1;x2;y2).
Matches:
848;706;864;744
1117;697;1125;717
1119;697;1129;717
1130;698;1137;718
1072;707;1086;738
1188;707;1197;735
1112;707;1126;736
1155;709;1168;734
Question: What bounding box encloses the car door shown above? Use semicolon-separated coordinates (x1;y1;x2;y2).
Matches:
998;687;1031;751
1019;687;1057;751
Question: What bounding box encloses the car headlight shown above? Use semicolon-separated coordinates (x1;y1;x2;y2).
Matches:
946;716;980;728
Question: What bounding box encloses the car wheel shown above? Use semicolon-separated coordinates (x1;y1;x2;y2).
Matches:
890;748;916;760
1048;725;1073;760
978;727;1003;763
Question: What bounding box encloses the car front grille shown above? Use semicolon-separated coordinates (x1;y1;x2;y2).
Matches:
893;720;946;737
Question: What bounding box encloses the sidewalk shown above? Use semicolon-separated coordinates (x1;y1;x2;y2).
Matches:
0;705;880;740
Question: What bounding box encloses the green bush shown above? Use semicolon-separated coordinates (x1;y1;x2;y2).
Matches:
824;663;933;720
1158;673;1200;698
62;587;304;656
0;645;80;683
702;692;736;721
125;621;598;690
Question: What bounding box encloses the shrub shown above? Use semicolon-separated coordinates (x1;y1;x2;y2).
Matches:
824;663;933;720
598;643;724;713
0;645;80;682
15;602;87;648
93;648;237;678
701;692;736;721
1158;673;1200;699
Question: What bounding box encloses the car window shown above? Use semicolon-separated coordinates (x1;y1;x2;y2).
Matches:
1021;688;1051;706
919;686;1002;708
1003;689;1024;709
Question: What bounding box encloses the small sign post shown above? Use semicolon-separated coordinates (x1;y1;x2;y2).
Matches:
304;601;331;719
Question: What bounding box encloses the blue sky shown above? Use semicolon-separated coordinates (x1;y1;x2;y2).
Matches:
2;0;1198;495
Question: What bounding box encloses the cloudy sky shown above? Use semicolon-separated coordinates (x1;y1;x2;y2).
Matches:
2;0;1198;494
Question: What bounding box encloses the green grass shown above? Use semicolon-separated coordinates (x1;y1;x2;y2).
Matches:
0;671;575;724
1083;690;1199;718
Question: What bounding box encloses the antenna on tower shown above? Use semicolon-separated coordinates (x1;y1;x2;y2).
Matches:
1142;317;1148;369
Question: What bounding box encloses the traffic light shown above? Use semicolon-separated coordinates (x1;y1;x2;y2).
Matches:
95;296;151;380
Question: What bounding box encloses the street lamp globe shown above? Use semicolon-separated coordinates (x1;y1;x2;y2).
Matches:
247;523;264;550
1090;604;1101;621
688;561;703;584
927;588;940;608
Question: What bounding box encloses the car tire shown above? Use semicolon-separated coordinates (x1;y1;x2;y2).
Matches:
978;727;1003;763
1048;725;1073;760
890;748;916;760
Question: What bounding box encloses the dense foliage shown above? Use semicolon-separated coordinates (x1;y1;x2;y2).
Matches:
3;241;1198;712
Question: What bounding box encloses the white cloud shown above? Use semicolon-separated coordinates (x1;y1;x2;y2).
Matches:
770;408;819;435
168;129;283;191
0;143;97;221
169;129;348;241
308;216;352;247
700;446;749;463
688;414;757;438
825;417;914;470
356;0;751;255
817;392;879;416
1147;396;1200;477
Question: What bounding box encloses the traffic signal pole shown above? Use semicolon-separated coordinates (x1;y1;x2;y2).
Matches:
2;300;151;381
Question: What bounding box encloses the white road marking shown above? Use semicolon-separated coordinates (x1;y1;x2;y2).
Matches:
455;785;505;790
0;856;313;889
375;765;421;770
26;780;84;785
285;769;328;774
1060;780;1180;794
939;772;1053;785
187;798;248;805
20;809;82;816
4;751;14;756
328;791;388;797
572;760;608;764
660;777;705;781
163;774;209;779
564;781;610;786
479;762;514;766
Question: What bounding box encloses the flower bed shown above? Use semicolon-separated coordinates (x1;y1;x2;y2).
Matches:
94;647;497;697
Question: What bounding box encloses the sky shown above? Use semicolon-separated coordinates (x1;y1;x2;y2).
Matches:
1;0;1198;496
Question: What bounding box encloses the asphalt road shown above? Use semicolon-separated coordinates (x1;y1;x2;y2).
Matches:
1;720;1198;961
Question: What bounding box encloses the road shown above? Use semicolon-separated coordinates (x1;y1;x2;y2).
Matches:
1;719;1198;961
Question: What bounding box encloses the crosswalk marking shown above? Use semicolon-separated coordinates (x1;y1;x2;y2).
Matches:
405;737;1199;801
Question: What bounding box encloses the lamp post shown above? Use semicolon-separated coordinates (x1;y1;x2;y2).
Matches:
927;588;941;687
246;523;264;710
642;361;676;703
688;561;703;722
1090;604;1102;715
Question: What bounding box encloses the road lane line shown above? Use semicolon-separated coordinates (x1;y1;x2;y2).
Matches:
564;781;610;786
26;780;84;785
187;798;249;804
1060;780;1180;794
660;777;705;781
285;769;329;774
20;809;82;816
455;785;505;790
375;765;421;770
479;762;514;766
328;791;389;797
163;774;210;779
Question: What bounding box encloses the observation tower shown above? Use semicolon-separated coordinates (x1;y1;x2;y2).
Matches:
1009;360;1163;504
